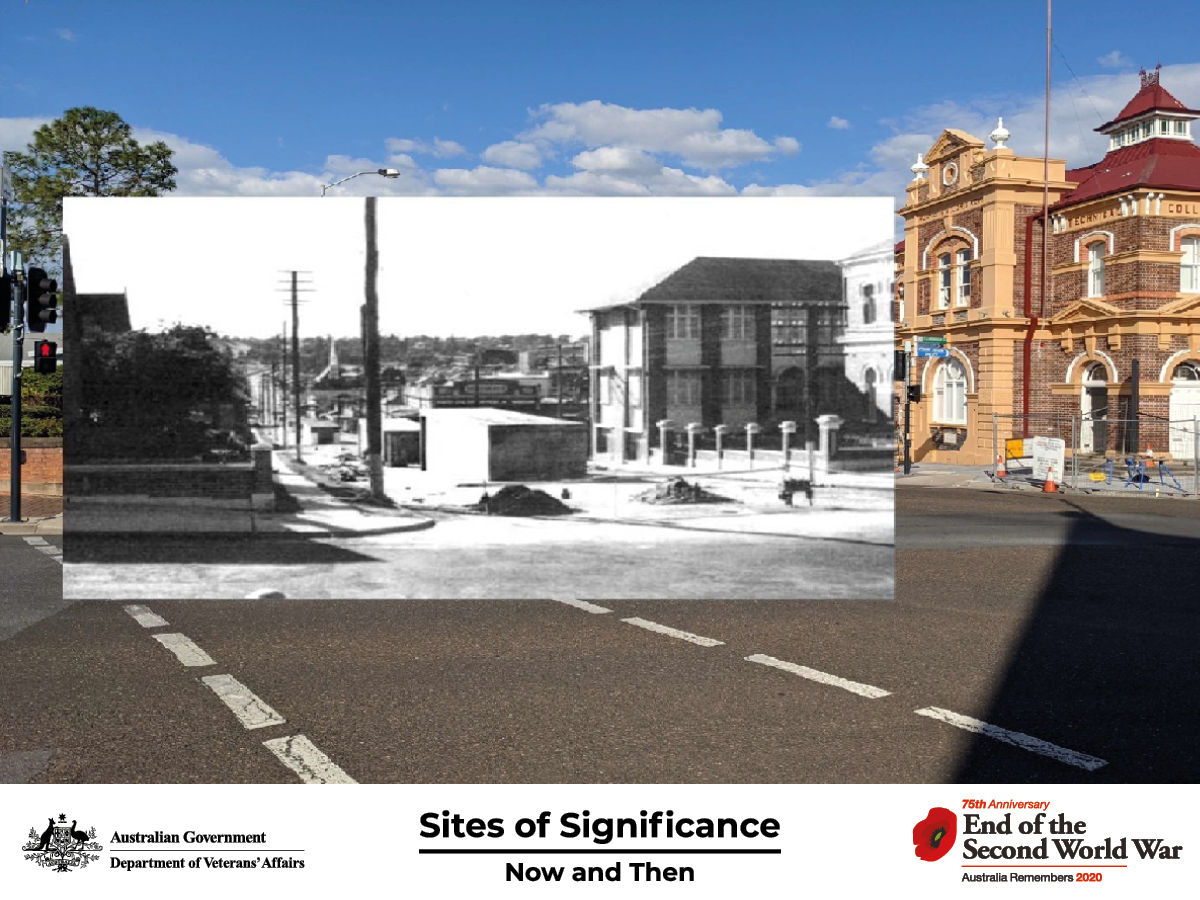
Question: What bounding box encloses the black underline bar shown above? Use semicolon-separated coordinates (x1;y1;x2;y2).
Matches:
419;848;781;855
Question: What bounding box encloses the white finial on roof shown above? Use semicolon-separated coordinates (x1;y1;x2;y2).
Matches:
910;153;929;181
989;117;1010;149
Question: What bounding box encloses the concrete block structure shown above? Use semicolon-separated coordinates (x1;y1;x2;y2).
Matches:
895;68;1200;464
419;408;587;483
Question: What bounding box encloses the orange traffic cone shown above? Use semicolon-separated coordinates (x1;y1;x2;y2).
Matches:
1042;465;1059;493
996;453;1007;478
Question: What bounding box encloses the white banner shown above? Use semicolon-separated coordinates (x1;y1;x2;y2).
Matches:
1;784;1193;898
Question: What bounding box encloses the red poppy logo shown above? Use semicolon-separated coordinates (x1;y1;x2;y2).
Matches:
912;807;957;862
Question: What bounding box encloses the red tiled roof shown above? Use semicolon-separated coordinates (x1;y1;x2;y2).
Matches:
1057;138;1200;207
894;240;905;253
1097;80;1199;132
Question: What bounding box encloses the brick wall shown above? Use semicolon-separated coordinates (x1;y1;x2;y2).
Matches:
0;438;62;495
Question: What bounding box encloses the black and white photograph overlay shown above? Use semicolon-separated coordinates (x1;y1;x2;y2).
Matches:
63;196;894;601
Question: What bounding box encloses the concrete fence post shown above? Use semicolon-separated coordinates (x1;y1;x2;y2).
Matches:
745;423;760;468
714;424;727;470
780;421;797;472
686;423;703;468
656;419;675;467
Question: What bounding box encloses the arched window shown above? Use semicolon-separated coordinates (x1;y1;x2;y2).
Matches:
938;253;952;309
934;359;967;425
861;284;876;325
1181;236;1200;293
1088;243;1106;297
1172;361;1200;381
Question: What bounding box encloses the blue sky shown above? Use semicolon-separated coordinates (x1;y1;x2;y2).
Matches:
4;0;1199;206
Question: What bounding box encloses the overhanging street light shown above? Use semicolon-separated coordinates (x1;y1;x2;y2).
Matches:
320;168;400;196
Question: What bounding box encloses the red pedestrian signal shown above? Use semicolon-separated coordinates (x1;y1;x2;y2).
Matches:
34;340;57;374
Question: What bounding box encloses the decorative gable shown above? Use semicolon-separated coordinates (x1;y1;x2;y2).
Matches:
1158;294;1200;316
1051;298;1123;324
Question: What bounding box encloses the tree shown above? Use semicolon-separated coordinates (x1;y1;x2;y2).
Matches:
6;107;177;271
71;325;250;461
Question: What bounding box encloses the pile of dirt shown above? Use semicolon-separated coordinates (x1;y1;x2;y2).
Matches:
634;477;733;505
473;484;574;517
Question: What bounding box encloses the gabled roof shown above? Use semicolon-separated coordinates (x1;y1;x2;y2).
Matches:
635;257;841;305
1058;137;1200;207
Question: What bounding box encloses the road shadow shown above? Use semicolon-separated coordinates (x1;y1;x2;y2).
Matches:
952;498;1200;783
64;534;377;565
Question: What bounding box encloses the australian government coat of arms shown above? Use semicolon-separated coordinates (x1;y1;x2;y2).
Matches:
22;814;103;872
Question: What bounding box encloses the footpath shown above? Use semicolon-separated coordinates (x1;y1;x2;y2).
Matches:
67;444;895;539
897;462;1199;499
0;494;63;536
67;450;434;538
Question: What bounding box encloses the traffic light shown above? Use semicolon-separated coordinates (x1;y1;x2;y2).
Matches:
0;272;10;332
26;267;58;332
34;340;58;374
906;384;922;403
893;349;908;380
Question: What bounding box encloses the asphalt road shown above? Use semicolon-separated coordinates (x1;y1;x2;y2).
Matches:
0;535;65;642
5;489;1197;784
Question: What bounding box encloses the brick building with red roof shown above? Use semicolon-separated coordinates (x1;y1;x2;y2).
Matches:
895;67;1200;468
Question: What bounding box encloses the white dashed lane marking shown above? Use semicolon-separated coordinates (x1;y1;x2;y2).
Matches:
915;706;1108;771
123;604;169;628
746;653;892;699
23;536;62;563
620;617;724;647
555;600;1106;773
554;598;612;614
263;735;358;784
201;674;287;729
151;633;216;667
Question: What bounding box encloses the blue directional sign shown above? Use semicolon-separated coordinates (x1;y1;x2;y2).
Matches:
916;346;950;357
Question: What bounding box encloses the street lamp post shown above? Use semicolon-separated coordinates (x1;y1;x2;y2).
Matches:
320;168;397;501
320;168;400;197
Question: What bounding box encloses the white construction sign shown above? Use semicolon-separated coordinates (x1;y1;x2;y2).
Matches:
1030;435;1066;482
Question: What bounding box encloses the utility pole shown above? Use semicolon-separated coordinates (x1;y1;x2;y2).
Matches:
278;272;313;462
557;344;564;416
903;357;912;475
1;163;22;522
291;272;302;460
6;256;22;522
363;197;384;500
280;323;288;447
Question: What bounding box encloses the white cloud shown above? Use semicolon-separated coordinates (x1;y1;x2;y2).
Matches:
0;115;50;151
1098;51;1133;70
522;100;798;170
432;166;539;195
481;140;543;170
570;146;660;176
432;138;465;157
385;137;466;158
774;136;801;153
827;116;851;130
56;28;77;42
